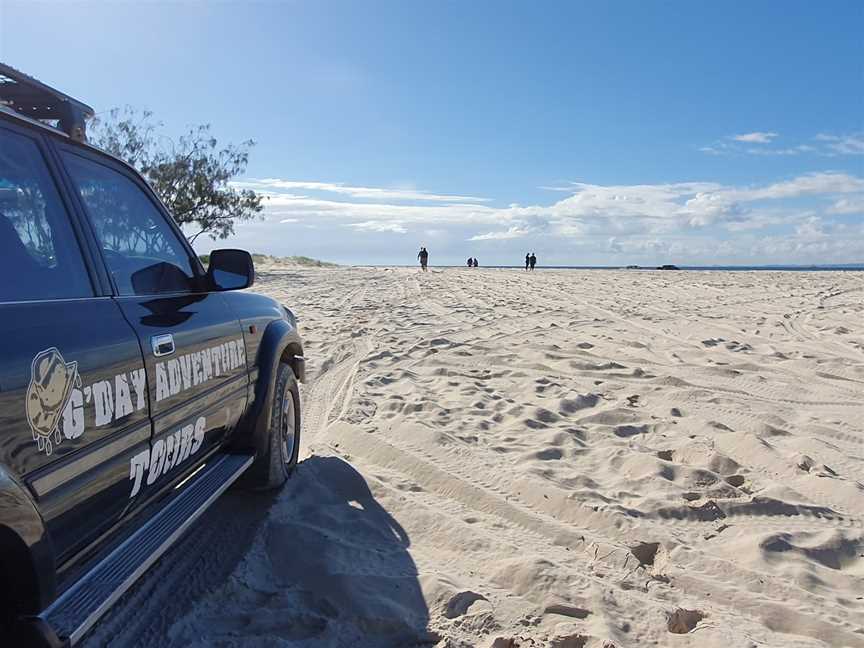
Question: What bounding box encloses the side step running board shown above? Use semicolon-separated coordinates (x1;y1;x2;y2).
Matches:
39;453;254;645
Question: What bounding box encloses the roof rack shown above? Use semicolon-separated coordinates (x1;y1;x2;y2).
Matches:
0;62;94;142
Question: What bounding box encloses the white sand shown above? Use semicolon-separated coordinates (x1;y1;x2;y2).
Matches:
165;266;864;647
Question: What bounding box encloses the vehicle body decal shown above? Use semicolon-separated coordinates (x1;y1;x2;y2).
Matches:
25;347;147;455
26;347;81;455
128;416;205;498
154;338;246;403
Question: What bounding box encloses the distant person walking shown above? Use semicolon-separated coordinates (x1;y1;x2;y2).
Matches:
529;252;537;271
466;257;473;268
472;258;479;268
418;247;429;271
525;253;530;271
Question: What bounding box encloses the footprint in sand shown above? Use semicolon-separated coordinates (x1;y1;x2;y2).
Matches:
629;541;660;567
667;608;705;634
444;590;489;618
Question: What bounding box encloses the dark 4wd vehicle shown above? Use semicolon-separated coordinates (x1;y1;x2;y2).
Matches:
0;64;305;647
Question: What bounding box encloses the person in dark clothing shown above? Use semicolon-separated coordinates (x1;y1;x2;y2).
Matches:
467;257;473;268
529;252;536;271
525;253;530;271
472;258;479;268
418;247;429;271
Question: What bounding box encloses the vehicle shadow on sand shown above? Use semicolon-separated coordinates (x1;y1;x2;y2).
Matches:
254;454;431;645
83;455;430;647
157;454;431;647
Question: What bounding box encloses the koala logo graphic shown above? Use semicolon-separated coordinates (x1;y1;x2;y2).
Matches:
26;347;81;455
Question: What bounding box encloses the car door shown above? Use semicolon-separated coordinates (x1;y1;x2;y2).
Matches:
57;146;249;505
0;122;151;567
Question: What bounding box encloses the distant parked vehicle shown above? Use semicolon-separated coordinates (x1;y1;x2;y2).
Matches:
657;264;680;270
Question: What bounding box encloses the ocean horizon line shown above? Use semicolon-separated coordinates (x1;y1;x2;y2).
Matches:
352;263;864;272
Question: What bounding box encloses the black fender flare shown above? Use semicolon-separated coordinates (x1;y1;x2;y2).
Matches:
232;318;303;457
0;464;56;614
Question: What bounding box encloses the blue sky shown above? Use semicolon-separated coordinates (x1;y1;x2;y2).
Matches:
2;1;862;265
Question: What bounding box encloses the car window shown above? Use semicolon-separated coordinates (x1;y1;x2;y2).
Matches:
0;128;94;302
61;153;198;296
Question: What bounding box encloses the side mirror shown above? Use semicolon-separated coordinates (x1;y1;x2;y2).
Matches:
207;249;254;291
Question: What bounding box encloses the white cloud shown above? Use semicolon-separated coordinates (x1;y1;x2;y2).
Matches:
250;173;864;238
234;179;490;203
743;144;815;156
815;133;864;156
346;221;408;234
539;184;581;192
607;236;673;255
702;132;864;157
795;216;827;241
552;220;586;237
699;145;723;155
732;172;864;200
732;132;779;144
222;172;864;263
751;219;864;261
469;225;531;241
828;197;864;214
257;194;501;226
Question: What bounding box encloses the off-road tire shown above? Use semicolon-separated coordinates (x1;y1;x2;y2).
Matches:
249;362;301;489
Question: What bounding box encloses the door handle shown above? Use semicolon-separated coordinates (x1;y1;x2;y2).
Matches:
152;334;175;357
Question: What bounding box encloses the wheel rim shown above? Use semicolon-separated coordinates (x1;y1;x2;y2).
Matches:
280;384;296;464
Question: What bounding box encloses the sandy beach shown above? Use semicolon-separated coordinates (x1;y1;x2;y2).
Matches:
86;266;864;648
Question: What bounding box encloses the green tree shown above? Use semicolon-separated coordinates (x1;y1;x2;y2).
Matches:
89;107;264;243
